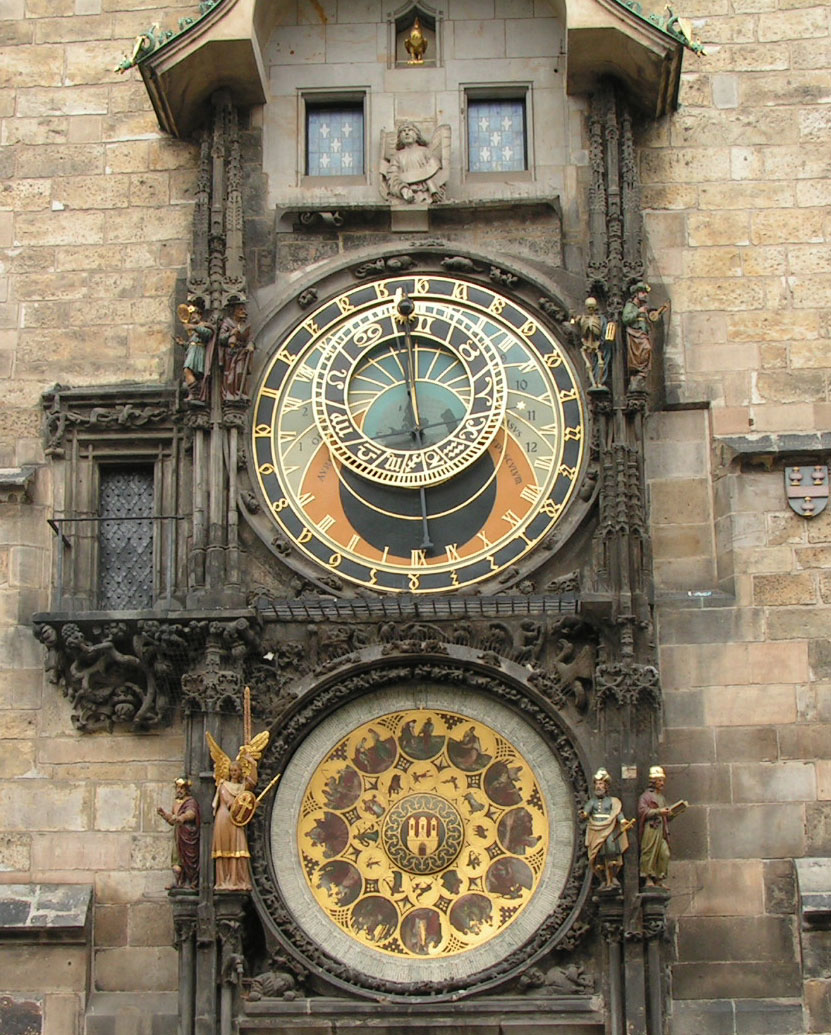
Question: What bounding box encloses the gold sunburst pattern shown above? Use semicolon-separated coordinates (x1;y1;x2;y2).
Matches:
298;709;548;958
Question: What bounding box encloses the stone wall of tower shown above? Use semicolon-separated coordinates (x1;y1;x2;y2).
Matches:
641;2;831;1031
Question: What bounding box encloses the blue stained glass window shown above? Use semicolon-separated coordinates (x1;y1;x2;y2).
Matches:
306;106;364;177
467;99;527;173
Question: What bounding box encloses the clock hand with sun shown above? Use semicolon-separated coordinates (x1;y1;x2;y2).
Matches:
395;289;433;551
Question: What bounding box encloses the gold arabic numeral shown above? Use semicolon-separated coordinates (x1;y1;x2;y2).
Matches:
450;569;460;587
520;484;541;504
476;531;492;549
451;281;469;302
258;386;279;399
258;462;276;476
445;543;460;562
545;352;564;370
346;534;361;553
336;295;355;315
520;319;537;338
271;498;289;514
254;424;272;438
563;426;583;442
415;277;430;295
297;491;316;507
558;464;577;479
303;317;320;336
318;514;336;534
298;527;313;543
408;572;421;590
369;567;378;586
329;552;343;568
374;281;390;300
411;549;428;567
558;387;578;401
541;499;563;519
488;296;506;316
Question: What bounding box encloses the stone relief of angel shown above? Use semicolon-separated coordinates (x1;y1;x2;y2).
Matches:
379;121;450;204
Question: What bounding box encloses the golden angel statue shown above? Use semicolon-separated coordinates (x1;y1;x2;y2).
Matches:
206;725;272;891
379;121;450;205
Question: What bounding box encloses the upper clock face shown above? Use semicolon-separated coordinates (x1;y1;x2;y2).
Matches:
252;274;586;593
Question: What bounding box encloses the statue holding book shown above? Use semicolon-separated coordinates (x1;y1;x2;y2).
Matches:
637;765;688;887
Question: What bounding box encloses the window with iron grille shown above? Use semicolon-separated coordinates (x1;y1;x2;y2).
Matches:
98;465;154;611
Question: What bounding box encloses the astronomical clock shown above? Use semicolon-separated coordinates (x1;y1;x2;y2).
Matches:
248;266;592;595
239;250;601;1003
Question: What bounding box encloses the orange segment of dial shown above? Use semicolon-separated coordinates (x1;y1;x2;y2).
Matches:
298;427;542;566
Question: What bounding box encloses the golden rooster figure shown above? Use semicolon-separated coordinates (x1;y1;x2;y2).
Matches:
206;713;272;892
404;17;428;63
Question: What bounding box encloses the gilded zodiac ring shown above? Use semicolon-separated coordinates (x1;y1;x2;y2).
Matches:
311;299;508;488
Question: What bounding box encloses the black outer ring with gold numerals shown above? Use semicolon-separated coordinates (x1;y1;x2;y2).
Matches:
251;274;587;594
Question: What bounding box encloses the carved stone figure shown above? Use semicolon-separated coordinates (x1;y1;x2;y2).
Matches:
217;299;254;402
621;282;668;378
572;297;612;388
580;768;631;888
175;300;213;400
638;765;688;887
157;776;201;888
206;729;270;891
380;122;449;204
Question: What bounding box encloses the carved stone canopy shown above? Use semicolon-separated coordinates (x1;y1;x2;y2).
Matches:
132;0;693;137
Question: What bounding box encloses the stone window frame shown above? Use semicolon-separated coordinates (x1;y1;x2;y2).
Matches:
298;88;370;188
461;83;535;185
42;386;184;615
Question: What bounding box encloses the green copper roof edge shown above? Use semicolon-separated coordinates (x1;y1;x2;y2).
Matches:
116;0;229;73
606;0;705;53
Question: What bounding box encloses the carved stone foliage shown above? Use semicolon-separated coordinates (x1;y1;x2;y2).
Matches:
248;656;592;1000
594;662;661;710
34;614;265;731
242;610;615;727
42;385;177;457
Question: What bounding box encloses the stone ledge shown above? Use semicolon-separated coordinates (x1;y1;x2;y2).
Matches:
719;432;831;461
0;466;37;503
0;884;92;944
795;857;831;929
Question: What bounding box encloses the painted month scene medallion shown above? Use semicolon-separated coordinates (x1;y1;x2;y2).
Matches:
297;709;549;959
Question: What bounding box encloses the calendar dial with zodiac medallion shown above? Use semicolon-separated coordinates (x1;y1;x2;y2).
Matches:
251;274;587;593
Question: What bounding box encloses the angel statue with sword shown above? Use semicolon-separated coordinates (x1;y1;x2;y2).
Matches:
206;688;280;891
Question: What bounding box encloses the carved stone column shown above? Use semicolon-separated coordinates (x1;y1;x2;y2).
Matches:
172;891;199;1035
216;896;247;1035
598;891;625;1035
642;888;670;1035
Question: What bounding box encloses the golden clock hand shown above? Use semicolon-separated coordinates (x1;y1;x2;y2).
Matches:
396;291;422;432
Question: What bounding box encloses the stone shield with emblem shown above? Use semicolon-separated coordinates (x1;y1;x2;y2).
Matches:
786;465;829;518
